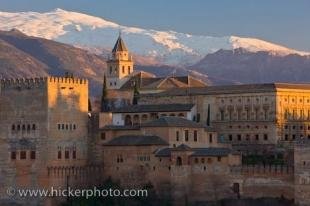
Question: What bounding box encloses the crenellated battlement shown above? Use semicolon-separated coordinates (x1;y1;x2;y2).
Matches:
0;77;48;90
0;76;88;91
47;76;88;85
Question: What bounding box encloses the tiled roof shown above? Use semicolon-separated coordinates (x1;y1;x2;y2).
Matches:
100;125;140;130
142;116;204;128
103;135;168;146
112;104;195;113
119;73;207;90
191;148;231;157
112;36;128;52
155;146;231;157
141;83;310;97
155;147;171;157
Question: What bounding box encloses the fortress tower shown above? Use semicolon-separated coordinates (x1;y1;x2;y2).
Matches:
106;34;134;89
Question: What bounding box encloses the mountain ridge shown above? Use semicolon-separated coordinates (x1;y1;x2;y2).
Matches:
0;8;309;66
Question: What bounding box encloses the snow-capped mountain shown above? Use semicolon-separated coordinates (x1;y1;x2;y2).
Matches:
0;8;309;66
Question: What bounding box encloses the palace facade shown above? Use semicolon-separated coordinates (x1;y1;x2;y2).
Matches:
1;35;310;206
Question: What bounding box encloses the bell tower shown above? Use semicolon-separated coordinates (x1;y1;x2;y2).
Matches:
106;34;134;89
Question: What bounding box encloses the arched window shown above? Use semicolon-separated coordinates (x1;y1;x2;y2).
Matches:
176;156;182;166
12;124;15;131
27;124;31;131
128;66;131;74
141;114;148;122
32;124;36;130
22;124;26;131
133;115;140;126
125;115;132;126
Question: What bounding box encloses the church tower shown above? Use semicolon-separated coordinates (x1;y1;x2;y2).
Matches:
106;34;134;89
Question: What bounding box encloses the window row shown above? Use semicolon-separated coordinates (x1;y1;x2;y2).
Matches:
109;66;131;75
284;125;310;130
227;134;268;141
228;125;268;129
57;150;76;159
57;123;77;131
11;124;36;131
284;109;310;120
219;109;269;121
284;134;310;141
137;155;150;162
193;157;221;164
11;150;36;160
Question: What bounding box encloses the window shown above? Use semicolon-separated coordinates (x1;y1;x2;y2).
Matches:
30;151;36;159
58;151;62;159
72;150;76;159
65;150;69;159
176;131;179;141
101;132;106;140
109;66;112;74
209;134;213;143
255;134;259;141
27;124;31;131
11;151;16;160
65;124;68;130
201;158;205;163
196;113;201;122
22;125;25;130
264;134;268;141
20;151;26;159
17;125;20;131
194;158;198;164
217;157;221;162
32;124;36;130
185;130;189;141
292;134;296;140
237;134;241;141
220;110;224;121
194;130;198;142
229;134;233;141
128;66;131;74
58;124;61;130
62;124;65;130
122;66;125;74
207;158;212;163
73;124;76;130
12;124;15;131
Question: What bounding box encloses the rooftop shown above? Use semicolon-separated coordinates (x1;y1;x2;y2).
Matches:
103;135;168;146
141;83;310;97
111;103;195;113
155;146;232;157
112;35;128;52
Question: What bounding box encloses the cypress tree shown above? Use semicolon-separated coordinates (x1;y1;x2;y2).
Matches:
132;81;140;105
101;75;108;112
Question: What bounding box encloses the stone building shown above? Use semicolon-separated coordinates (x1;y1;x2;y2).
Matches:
0;76;101;205
139;84;310;153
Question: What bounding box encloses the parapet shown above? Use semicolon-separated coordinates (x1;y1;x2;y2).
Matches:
47;76;88;85
0;77;48;90
0;76;88;91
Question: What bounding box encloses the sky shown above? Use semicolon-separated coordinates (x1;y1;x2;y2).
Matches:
0;0;309;51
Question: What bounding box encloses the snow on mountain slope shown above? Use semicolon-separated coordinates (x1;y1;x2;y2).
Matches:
0;8;309;66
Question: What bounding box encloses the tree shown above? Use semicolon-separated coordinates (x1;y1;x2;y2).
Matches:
101;75;108;112
132;81;140;105
88;98;92;112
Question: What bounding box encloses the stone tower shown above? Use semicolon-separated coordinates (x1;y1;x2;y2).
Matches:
106;34;134;89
